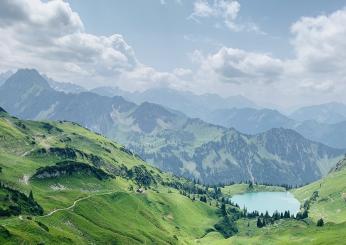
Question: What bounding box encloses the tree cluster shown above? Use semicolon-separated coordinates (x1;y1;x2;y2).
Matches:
0;182;43;217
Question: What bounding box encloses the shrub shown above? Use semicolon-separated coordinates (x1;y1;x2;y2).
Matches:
35;221;49;232
317;218;324;227
214;217;238;238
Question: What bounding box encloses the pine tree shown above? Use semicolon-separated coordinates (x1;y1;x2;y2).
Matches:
256;218;263;228
221;203;227;217
29;190;34;201
302;210;308;219
317;218;324;227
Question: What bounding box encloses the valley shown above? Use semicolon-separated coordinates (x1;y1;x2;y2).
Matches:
0;69;344;186
0;107;345;244
1;1;346;243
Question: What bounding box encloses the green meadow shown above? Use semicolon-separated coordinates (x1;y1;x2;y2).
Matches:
0;109;346;244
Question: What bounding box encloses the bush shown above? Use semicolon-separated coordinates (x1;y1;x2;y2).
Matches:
0;183;44;217
35;221;49;232
129;165;157;187
0;225;11;238
214;217;238;238
317;218;324;227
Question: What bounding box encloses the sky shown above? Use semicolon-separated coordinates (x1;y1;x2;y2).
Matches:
0;0;346;109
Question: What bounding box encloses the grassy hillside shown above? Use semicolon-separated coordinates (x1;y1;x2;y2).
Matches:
199;220;346;245
0;108;224;244
1;108;346;244
293;157;346;224
200;164;346;244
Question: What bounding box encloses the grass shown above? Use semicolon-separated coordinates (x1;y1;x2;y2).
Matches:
0;111;346;244
293;167;346;224
0;112;220;244
0;188;219;244
197;219;346;245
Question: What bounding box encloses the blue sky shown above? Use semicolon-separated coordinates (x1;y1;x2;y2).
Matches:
67;0;346;71
1;0;346;108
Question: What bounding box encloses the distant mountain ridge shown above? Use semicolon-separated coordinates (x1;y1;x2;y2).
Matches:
205;108;295;134
91;86;257;119
43;75;86;94
91;85;346;149
290;102;346;124
0;70;13;86
204;107;346;149
0;69;344;185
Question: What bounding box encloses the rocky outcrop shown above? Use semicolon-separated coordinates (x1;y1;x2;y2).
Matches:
32;161;113;180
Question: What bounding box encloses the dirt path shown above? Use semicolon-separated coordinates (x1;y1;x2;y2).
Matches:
41;190;118;218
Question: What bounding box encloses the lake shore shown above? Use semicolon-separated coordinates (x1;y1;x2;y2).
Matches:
222;184;286;196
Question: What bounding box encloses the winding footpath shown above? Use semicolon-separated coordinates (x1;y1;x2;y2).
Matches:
41;190;118;218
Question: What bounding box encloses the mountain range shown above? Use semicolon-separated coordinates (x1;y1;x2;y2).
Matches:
91;86;257;120
290;102;346;124
204;107;346;149
1;106;345;244
0;70;13;87
0;69;343;185
90;83;346;149
44;75;86;94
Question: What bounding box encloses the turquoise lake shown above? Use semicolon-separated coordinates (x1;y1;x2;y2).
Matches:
231;192;300;215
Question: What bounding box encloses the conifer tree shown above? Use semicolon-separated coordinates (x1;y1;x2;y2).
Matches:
317;218;324;227
256;218;263;228
29;190;34;201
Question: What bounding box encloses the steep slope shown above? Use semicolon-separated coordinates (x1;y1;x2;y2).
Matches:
122;117;342;185
330;155;346;172
0;108;225;244
0;71;13;87
293;156;346;224
0;106;346;244
0;69;344;185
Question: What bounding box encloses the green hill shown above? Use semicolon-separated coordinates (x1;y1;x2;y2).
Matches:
1;108;346;244
293;156;346;224
0;107;224;244
197;165;346;244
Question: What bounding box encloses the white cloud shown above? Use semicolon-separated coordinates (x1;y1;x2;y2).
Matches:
190;0;215;18
273;8;346;97
118;65;187;92
192;47;283;84
189;0;263;33
290;9;346;76
1;0;346;107
173;68;193;77
189;8;346;106
0;0;178;89
218;0;240;31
